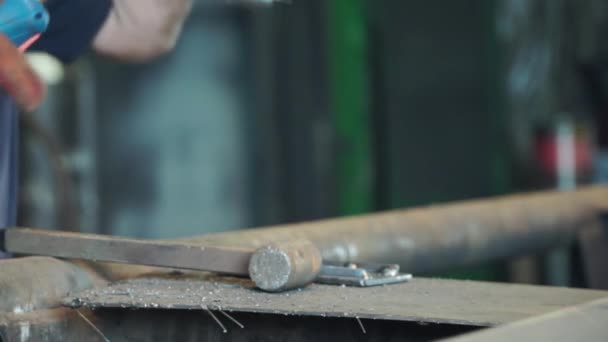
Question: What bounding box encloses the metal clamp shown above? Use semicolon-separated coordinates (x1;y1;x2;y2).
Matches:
316;262;413;287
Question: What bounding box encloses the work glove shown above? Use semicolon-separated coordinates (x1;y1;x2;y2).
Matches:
93;0;193;62
0;34;45;111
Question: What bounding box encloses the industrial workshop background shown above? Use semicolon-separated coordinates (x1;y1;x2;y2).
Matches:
17;0;608;285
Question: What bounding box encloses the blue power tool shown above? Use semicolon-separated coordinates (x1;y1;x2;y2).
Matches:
0;0;48;47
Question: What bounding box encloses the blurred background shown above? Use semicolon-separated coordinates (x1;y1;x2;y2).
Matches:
16;0;608;285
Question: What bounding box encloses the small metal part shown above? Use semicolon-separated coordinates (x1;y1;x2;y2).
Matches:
249;240;322;292
316;262;412;287
75;309;111;342
219;310;244;329
381;264;400;277
355;317;367;334
206;309;228;334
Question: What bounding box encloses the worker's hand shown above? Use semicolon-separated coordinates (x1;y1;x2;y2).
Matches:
92;0;193;62
0;34;45;111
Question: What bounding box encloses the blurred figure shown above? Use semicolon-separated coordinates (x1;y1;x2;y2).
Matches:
0;0;192;254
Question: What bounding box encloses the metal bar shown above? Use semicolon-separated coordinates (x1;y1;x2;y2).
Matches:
185;186;608;273
439;297;608;342
3;228;253;276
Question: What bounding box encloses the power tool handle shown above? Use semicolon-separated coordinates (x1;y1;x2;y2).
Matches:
0;0;49;46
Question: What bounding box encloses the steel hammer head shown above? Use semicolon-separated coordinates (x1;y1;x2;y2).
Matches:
249;240;322;292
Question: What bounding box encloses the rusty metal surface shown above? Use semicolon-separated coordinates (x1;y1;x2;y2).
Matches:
50;187;608;286
440;297;608;342
0;308;108;342
64;276;608;327
4;187;606;291
179;186;608;274
4;228;253;276
0;257;106;313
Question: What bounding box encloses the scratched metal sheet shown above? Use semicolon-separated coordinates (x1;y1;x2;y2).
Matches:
63;276;608;327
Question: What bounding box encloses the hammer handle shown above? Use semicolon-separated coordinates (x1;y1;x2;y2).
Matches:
2;228;253;276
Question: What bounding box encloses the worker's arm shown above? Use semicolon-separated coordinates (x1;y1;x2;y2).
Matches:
22;0;191;111
33;0;192;63
93;0;193;62
31;0;113;63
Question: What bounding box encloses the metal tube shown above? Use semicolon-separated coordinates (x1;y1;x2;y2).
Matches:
184;186;608;273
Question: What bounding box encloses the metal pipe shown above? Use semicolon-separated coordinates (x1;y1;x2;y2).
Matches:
184;186;608;273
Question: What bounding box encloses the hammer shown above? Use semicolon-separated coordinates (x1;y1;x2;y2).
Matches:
0;228;322;292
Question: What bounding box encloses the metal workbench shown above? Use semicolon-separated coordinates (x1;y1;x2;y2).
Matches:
0;187;607;341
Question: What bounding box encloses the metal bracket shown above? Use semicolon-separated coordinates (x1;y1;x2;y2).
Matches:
316;262;413;287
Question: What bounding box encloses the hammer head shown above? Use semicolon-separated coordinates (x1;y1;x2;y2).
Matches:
249;240;322;292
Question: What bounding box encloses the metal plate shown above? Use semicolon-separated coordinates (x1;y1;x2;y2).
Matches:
63;276;608;327
440;297;608;342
